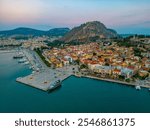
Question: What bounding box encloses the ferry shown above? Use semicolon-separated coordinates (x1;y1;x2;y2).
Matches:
48;80;61;91
135;85;141;90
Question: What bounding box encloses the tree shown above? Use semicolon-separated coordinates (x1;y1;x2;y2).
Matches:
125;78;130;82
80;64;88;69
75;59;80;65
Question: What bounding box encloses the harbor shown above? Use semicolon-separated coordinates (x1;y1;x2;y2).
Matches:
1;50;150;113
13;48;150;92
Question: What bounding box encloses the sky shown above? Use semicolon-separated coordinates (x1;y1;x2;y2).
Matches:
0;0;150;34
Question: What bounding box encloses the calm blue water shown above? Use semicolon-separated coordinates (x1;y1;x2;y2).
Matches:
0;53;150;113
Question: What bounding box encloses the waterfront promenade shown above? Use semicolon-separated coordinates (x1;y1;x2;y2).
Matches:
84;75;150;89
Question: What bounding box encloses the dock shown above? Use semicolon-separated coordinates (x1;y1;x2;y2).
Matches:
16;72;71;91
16;70;72;91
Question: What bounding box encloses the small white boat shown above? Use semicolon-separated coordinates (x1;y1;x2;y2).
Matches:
23;61;29;65
32;71;36;74
18;58;27;63
135;85;141;90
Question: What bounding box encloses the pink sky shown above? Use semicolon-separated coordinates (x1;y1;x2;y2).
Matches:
0;0;150;34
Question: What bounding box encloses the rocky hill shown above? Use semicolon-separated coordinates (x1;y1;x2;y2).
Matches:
61;21;118;43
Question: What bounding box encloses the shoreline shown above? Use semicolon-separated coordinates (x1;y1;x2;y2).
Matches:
1;48;149;91
0;49;17;54
82;75;150;89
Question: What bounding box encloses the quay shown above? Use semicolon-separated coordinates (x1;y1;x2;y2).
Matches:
84;75;150;89
16;69;72;91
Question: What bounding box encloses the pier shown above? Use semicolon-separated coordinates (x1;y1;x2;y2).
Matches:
16;69;72;91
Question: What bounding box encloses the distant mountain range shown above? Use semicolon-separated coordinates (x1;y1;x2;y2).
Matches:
0;21;118;43
0;27;70;37
60;21;118;43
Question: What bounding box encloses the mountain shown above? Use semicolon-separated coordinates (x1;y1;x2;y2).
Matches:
61;21;118;43
0;27;70;37
45;28;70;36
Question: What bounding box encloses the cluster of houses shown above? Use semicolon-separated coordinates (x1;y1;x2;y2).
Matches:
43;42;150;79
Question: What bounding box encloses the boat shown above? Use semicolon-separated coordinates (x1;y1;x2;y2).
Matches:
13;52;24;59
13;54;23;59
48;80;61;91
32;71;36;74
29;66;32;69
135;85;141;90
23;61;29;65
18;58;27;63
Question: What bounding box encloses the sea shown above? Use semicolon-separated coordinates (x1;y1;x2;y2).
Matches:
0;52;150;113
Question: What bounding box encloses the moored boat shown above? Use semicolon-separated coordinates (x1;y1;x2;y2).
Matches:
135;85;141;90
18;58;27;63
13;52;24;59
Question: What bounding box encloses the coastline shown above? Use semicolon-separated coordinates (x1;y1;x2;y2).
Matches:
82;75;150;89
1;48;149;91
0;49;16;54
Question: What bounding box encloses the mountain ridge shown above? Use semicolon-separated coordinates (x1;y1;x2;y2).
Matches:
0;27;70;36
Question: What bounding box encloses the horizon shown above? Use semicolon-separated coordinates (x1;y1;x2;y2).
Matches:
0;0;150;34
